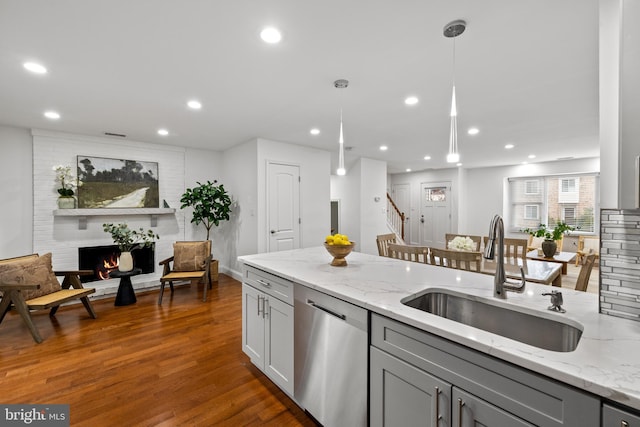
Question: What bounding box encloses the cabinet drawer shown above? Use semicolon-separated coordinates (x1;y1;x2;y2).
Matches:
603;403;640;426
371;313;599;427
244;266;293;304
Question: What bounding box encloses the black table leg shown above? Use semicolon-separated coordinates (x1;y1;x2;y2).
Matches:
115;276;137;306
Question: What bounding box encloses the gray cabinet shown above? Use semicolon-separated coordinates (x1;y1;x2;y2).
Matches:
241;267;294;396
603;403;640;427
370;313;600;427
371;346;451;427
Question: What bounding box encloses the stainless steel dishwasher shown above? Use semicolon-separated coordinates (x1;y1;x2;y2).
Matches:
294;285;368;426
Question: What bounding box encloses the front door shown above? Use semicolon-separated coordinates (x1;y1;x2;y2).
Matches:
267;162;301;252
420;182;451;248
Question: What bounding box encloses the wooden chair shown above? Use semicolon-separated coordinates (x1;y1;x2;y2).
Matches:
387;243;429;264
158;241;213;304
376;233;397;257
484;237;528;259
528;235;564;253
575;236;599;266
575;253;597;292
445;234;482;251
430;248;482;272
0;253;97;343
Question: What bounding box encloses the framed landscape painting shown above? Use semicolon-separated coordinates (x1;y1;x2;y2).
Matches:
76;156;159;208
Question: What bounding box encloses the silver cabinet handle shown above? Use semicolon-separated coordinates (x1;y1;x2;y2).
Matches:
257;279;272;288
257;295;263;316
434;386;441;425
263;298;269;318
457;398;465;427
622;421;629;427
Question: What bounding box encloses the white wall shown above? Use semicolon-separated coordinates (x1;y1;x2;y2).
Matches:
464;158;600;237
0;125;33;258
389;168;459;245
221;139;258;278
256;138;331;253
357;158;387;255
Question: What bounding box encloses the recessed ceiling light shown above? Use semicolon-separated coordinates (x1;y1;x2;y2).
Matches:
260;27;282;44
187;100;202;110
467;127;479;135
424;155;431;160
310;128;320;135
380;145;388;151
505;144;515;149
44;111;60;119
404;96;419;105
158;129;169;136
24;62;47;74
528;154;536;159
406;168;412;172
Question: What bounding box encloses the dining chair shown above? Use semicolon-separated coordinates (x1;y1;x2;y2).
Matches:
484;237;528;259
445;234;482;251
574;253;597;292
575;236;599;266
429;248;482;272
387;243;429;264
376;233;397;257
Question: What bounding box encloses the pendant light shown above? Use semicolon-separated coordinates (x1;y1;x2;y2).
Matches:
334;79;349;176
444;20;466;163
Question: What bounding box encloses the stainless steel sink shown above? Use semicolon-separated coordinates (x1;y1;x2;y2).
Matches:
401;289;583;352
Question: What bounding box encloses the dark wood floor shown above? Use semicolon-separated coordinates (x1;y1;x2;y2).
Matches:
0;275;317;427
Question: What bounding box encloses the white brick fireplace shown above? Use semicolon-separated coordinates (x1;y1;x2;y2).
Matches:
32;130;188;297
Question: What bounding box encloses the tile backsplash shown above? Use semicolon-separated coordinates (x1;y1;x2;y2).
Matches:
600;208;640;320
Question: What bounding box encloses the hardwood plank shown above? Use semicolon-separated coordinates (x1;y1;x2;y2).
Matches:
0;274;317;427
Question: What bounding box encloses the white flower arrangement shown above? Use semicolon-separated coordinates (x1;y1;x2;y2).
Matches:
53;164;80;197
447;236;476;251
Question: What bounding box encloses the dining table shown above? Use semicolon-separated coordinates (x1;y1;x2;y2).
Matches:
480;257;563;287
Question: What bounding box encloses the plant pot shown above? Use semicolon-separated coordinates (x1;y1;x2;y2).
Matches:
119;251;134;272
541;239;557;258
57;196;75;209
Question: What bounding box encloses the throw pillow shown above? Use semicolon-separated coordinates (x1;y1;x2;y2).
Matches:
173;241;209;271
0;253;62;300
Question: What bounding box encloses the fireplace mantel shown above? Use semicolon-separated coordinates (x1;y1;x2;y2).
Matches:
53;208;176;229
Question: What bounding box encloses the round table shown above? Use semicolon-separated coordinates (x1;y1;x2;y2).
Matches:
110;268;142;306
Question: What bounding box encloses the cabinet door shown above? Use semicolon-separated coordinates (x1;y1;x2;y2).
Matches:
242;283;264;366
264;295;294;396
452;387;534;427
603;403;640;427
370;347;451;427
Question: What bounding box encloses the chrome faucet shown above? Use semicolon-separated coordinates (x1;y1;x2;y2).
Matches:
484;214;526;299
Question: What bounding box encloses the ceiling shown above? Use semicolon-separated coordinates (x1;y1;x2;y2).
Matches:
0;0;600;174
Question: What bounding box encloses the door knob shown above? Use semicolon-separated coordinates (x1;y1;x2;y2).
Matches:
270;230;276;234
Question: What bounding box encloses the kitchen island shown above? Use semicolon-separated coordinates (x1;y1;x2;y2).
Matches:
239;246;640;424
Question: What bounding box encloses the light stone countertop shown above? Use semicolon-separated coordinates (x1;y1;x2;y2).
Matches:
238;246;640;411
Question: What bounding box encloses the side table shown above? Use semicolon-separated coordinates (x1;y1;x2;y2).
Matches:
110;268;142;306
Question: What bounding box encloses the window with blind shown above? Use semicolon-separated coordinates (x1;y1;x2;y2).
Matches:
508;173;598;233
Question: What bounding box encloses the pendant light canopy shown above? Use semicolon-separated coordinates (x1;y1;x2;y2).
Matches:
334;79;349;176
444;20;466;164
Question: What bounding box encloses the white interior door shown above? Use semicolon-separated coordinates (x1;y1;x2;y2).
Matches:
391;183;411;243
420;183;451;248
267;162;301;252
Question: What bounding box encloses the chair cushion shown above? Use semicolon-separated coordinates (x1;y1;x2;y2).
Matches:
173;242;209;271
0;252;62;300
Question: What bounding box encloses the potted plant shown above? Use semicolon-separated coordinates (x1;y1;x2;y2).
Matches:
53;164;79;209
523;221;575;258
180;180;231;282
103;223;159;272
180;180;232;240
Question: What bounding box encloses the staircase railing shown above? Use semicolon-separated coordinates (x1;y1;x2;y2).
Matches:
386;193;405;241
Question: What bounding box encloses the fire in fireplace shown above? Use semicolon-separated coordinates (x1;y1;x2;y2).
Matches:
78;244;155;283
